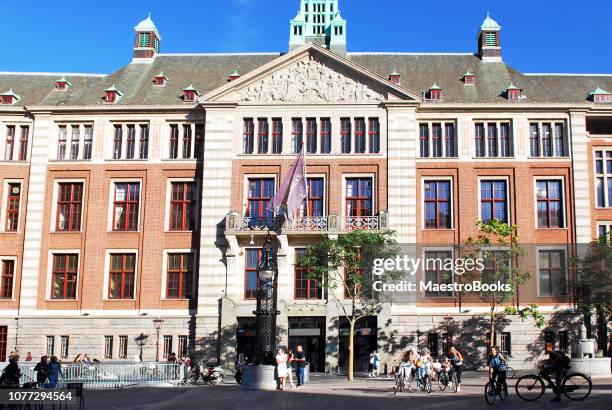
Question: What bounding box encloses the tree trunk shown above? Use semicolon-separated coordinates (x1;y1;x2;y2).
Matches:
348;319;355;381
489;307;495;348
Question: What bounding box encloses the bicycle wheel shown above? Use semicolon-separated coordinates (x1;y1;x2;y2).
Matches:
485;381;496;405
425;375;432;393
438;374;447;391
515;375;545;401
506;367;515;380
562;373;592;401
450;372;458;393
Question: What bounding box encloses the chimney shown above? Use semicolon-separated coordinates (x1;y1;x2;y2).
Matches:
478;13;502;63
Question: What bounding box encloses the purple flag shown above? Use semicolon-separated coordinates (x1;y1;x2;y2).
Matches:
268;149;307;222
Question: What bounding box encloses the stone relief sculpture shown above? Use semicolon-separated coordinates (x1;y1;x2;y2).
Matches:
240;56;384;103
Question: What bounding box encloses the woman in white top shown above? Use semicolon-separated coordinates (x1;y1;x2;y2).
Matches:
275;347;288;390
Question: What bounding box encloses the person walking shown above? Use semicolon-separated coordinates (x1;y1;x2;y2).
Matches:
294;345;306;387
368;352;375;377
448;346;464;392
0;354;21;386
275;347;288;390
25;352;32;362
373;350;380;378
286;350;295;389
47;356;63;388
34;356;49;387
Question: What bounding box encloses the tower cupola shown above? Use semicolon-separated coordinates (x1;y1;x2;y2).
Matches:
133;13;161;62
290;0;347;55
478;13;502;63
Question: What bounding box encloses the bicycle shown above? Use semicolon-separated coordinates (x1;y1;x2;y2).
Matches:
515;367;592;402
485;375;508;405
505;366;515;380
416;372;432;393
437;369;458;393
393;367;409;394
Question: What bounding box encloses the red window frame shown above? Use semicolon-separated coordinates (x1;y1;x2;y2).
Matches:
300;178;324;218
112;182;140;231
480;180;507;224
125;125;135;159
243;119;254;154
182;125;192;159
56;182;83;231
70;126;80;160
257;119;269;154
429;89;442;100
139;125;149;159
340;118;351;153
83;126;93;160
169;124;179;159
113;125;122;159
244;249;261;300
271;119;282;154
368;118;380;154
18;126;28;161
170;182;195;231
1;96;13;105
4;126;15;161
184;90;195;102
542;123;553;157
108;253;136;299
291;118;303;153
424;180;451;229
57;126;67;160
419;124;430;157
5;183;20;232
105;91;117;103
294;249;322;300
354;118;366;153
1;260;14;299
345;177;373;218
320;118;331;154
51;254;78;299
431;123;442;157
0;326;7;362
306;118;317;153
166;253;193;299
537;180;563;228
247;178;275;227
474;123;485;157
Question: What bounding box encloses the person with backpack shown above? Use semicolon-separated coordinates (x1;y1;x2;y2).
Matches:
34;356;49;387
0;354;21;386
543;342;570;402
487;346;508;399
47;356;63;388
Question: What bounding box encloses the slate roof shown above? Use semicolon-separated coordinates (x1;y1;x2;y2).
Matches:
2;51;612;107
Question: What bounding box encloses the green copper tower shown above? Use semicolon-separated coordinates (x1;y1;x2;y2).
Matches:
289;0;347;55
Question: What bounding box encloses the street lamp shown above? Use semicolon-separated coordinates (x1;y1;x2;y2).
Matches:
153;317;165;362
134;333;149;362
253;234;279;365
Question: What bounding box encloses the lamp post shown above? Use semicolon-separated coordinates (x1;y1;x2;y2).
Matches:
153;317;165;362
134;333;149;362
253;234;279;366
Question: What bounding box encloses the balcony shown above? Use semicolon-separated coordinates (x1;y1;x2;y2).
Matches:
225;212;388;236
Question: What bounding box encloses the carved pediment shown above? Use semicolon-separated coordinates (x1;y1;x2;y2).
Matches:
238;56;384;103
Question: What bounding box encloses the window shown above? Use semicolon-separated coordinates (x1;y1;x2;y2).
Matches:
424;180;452;229
427;333;439;356
60;336;69;359
598;222;612;241
258;119;269;154
178;335;188;357
247;178;275;228
57;126;67;160
475;122;512;157
369;118;380;154
299;178;324;218
340;118;351;153
558;331;569;353
354;118;366;153
83;126;93;160
0;327;6;362
530;122;567;157
485;32;497;47
46;336;55;357
108;253;136;299
245;249;260;299
295;249;322;299
18;126;28;161
118;335;128;359
5;183;20;232
139;125;149;159
345;177;373;218
170;182;196;231
163;335;172;359
595;150;612;207
480;180;508;223
320;118;331;154
4;126;14;160
419;122;456;157
536;180;564;228
1;260;14;299
104;336;114;359
544;330;555;346
113;125;122;159
113;182;140;231
126;125;136;159
499;332;511;356
182;125;192;159
166;253;193;299
243;119;254;154
138;32;150;48
56;182;83;231
292;119;303;153
70;126;80;160
51;254;78;299
306;118;317;154
169;124;179;159
538;249;567;296
194;125;204;159
272;119;283;154
423;250;453;297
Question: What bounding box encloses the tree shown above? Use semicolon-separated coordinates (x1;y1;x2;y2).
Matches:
299;229;399;381
462;220;540;349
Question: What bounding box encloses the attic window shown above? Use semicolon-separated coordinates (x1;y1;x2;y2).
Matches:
463;72;476;85
103;84;122;103
0;90;20;105
55;78;71;90
182;84;200;103
228;70;241;82
590;87;612;103
427;84;443;101
153;72;167;86
1;95;13;105
388;72;401;85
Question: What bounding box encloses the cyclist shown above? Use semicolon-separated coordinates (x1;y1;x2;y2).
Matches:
396;350;415;391
448;346;464;392
543;342;570;402
487;346;508;399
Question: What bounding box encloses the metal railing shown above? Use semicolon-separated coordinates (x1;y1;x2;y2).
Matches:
1;362;186;389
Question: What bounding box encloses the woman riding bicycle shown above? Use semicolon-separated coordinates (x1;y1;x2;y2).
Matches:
396;350;415;391
448;346;464;392
488;346;509;400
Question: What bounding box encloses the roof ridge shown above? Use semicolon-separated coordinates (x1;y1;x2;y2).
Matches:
0;71;107;77
156;52;282;57
347;52;475;56
524;73;612;77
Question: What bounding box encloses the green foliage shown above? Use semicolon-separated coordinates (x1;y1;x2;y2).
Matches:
505;304;545;328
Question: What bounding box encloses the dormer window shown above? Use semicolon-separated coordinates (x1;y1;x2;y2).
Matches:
462;70;476;86
182;84;200;103
505;83;522;101
427;83;443;101
104;84;123;103
388;71;401;85
228;70;241;82
153;72;168;86
55;77;72;91
589;86;612;103
0;89;20;105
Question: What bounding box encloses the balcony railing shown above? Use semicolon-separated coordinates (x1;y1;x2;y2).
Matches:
226;212;388;234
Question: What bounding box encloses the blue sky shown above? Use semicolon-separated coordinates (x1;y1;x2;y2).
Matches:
0;0;610;74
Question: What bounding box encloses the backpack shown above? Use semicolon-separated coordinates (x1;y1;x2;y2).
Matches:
558;352;571;369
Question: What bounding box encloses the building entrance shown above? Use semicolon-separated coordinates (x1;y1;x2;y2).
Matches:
288;317;326;372
339;316;377;372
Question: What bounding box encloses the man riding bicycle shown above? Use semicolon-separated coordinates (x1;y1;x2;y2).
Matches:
487;346;508;399
542;342;570;402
